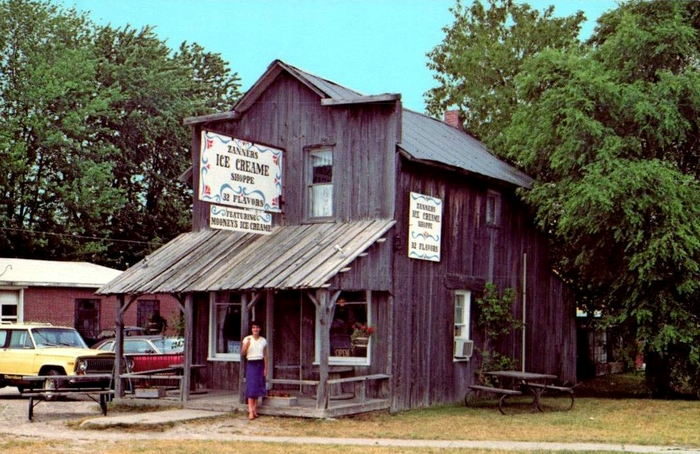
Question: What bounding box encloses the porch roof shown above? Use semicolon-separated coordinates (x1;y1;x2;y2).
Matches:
98;219;395;295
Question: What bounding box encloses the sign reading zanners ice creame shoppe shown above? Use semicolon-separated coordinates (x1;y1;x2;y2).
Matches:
199;131;283;212
210;205;272;235
408;192;442;262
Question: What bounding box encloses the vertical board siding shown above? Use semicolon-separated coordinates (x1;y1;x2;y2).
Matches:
391;158;575;412
193;73;398;229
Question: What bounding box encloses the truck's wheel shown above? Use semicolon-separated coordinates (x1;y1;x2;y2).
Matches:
43;369;63;401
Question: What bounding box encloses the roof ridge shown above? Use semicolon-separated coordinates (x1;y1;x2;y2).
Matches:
275;59;365;98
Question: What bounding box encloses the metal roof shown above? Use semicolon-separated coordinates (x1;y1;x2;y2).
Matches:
399;109;533;188
0;258;122;288
98;219;395;295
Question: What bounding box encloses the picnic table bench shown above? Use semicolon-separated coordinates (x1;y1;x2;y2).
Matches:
20;374;113;421
466;384;523;414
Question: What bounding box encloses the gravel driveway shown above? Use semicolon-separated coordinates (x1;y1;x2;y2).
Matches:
0;386;266;442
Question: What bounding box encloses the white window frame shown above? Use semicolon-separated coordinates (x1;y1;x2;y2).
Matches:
208;292;246;362
0;288;24;324
314;291;371;367
485;190;502;226
305;147;334;221
453;290;472;362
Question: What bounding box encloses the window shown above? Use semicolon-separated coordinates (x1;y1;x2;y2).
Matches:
75;298;100;342
316;291;372;366
136;299;160;328
32;328;86;348
0;290;21;324
208;292;243;361
124;340;156;354
485;190;501;226
97;341;114;351
8;330;33;349
453;290;473;361
306;148;333;219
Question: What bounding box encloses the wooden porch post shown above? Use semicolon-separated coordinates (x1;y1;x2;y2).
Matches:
114;295;125;398
114;294;139;398
238;292;250;405
315;289;330;410
265;289;274;385
182;293;194;402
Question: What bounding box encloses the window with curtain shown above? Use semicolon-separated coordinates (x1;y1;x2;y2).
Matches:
208;292;243;361
306;148;333;218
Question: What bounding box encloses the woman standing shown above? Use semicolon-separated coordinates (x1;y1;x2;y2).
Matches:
241;321;267;420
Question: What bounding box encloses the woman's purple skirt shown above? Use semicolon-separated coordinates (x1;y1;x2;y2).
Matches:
246;359;266;398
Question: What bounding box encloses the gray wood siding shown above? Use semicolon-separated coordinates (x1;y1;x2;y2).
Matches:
390;157;575;412
192;72;399;229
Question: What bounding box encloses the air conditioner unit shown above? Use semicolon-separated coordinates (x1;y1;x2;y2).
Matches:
454;339;474;359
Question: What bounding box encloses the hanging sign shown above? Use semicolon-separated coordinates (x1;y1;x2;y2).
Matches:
199;131;283;212
210;205;273;235
408;192;442;262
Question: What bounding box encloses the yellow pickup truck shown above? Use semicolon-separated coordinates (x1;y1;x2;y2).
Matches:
0;323;115;392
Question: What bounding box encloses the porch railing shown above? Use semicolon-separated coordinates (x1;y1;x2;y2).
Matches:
268;373;390;409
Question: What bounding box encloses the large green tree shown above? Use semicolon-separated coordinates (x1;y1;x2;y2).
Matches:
425;0;585;141
0;0;124;260
92;26;240;268
0;0;241;268
428;0;700;396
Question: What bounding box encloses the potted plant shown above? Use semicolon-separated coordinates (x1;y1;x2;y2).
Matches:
350;323;375;348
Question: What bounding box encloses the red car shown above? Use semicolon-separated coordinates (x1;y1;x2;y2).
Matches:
92;336;184;372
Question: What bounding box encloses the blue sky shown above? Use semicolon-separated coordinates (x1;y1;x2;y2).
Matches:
57;0;618;113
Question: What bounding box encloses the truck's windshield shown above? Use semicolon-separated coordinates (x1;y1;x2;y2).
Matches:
32;328;87;348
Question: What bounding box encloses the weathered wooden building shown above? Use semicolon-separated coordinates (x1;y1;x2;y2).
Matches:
99;60;575;417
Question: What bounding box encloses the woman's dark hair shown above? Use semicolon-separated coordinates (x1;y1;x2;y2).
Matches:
250;321;262;329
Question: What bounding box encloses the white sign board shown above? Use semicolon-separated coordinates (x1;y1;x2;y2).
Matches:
408;192;442;262
199;131;283;212
210;205;272;235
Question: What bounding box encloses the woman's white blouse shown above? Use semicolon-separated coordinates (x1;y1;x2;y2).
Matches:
245;336;267;360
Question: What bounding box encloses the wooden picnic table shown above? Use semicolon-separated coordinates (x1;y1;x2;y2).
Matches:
467;370;574;414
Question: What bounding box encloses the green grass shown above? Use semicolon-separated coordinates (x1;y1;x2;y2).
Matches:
253;397;700;447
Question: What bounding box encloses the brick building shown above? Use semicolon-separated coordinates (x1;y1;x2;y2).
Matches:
0;258;180;344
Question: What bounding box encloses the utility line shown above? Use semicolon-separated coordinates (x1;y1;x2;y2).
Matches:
0;226;164;246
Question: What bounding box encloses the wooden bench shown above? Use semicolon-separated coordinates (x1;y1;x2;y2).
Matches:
465;384;523;415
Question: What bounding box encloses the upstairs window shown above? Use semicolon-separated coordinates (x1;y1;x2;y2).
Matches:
306;148;333;219
485;190;502;226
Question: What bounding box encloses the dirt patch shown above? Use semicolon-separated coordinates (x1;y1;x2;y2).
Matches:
0;387;278;442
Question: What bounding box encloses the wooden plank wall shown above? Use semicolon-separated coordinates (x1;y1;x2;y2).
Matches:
192;72;400;230
390;158;576;412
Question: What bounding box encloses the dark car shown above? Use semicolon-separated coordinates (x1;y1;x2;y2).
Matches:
92;336;183;372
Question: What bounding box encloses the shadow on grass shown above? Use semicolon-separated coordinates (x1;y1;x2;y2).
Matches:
574;371;651;398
